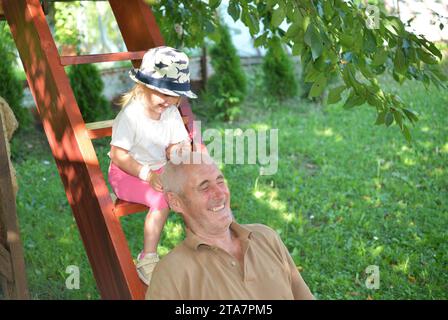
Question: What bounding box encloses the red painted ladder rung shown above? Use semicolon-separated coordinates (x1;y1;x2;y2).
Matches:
86;120;114;139
60;51;146;66
110;194;148;218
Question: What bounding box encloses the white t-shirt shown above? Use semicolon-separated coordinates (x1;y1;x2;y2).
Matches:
110;100;190;170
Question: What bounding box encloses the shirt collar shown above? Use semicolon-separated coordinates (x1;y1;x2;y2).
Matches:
184;221;252;250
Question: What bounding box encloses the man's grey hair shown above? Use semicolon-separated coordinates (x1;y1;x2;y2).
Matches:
161;151;215;195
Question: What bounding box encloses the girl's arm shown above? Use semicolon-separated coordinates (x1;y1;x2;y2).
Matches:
110;145;163;191
110;145;147;180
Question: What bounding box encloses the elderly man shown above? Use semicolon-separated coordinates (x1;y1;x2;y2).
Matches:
146;152;314;300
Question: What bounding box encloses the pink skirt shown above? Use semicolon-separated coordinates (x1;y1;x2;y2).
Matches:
108;162;169;213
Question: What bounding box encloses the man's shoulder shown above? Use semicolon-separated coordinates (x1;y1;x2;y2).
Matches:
154;242;195;273
149;242;193;299
241;223;289;261
242;223;277;234
241;223;280;241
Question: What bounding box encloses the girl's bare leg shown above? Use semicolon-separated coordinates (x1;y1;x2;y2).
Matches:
143;208;170;254
136;208;170;285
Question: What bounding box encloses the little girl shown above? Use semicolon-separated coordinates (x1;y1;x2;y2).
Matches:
108;46;197;285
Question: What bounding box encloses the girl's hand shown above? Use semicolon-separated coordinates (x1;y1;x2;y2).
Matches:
166;141;191;160
165;143;177;160
179;141;192;155
148;171;163;192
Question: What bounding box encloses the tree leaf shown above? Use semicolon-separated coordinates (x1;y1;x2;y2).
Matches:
254;33;267;48
385;16;405;36
285;22;301;39
343;91;366;109
304;65;321;83
417;48;438;65
427;42;443;60
385;112;394;127
323;0;334;21
266;0;276;10
271;6;285;28
402;108;419;124
342;64;360;90
304;23;323;61
228;1;241;21
292;41;303;55
367;92;383;109
309;73;328;98
393;109;404;129
339;34;353;48
208;0;222;10
363;31;377;54
375;111;387;125
242;8;259;35
372;49;388;66
327;85;346;104
393;71;405;84
402;124;412;142
314;54;328;72
394;48;406;74
358;57;374;79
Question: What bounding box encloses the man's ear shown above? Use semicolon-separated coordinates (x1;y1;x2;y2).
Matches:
165;192;184;214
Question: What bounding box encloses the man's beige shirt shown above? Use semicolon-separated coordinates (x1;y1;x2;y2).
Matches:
147;222;312;300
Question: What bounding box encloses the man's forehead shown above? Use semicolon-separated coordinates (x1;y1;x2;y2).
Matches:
185;162;223;183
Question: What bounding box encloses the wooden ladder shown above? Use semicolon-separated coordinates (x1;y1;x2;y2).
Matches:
2;0;198;299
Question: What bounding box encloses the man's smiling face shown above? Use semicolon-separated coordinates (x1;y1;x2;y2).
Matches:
178;162;233;233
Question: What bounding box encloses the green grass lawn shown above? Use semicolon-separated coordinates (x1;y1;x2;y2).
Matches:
9;72;448;299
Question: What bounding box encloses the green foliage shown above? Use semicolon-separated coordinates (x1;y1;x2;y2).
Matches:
54;2;81;49
0;22;31;129
262;0;445;141
262;38;298;100
68;64;112;123
205;21;247;121
149;0;217;48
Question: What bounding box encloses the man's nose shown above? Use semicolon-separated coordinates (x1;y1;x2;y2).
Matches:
210;184;225;200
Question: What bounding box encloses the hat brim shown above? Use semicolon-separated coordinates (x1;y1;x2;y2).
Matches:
129;72;198;99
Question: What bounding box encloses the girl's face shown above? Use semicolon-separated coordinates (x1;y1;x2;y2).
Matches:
139;85;180;119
